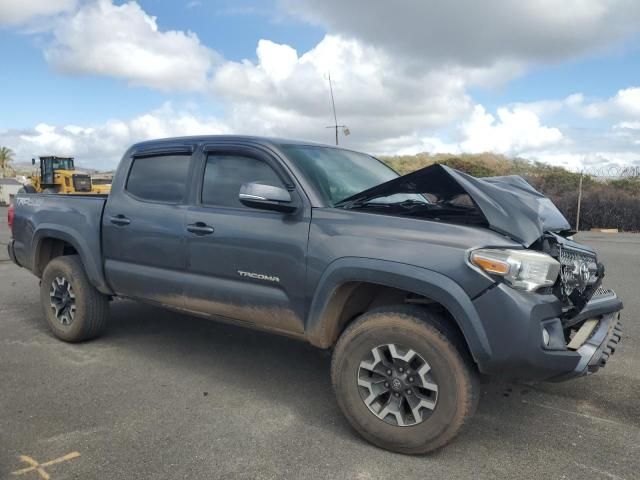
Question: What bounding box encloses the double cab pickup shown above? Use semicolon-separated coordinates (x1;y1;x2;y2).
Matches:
7;136;623;453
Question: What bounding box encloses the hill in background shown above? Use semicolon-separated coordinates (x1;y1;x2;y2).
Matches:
380;152;640;232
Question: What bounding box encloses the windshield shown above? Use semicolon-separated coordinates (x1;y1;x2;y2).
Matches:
49;158;74;170
281;145;426;206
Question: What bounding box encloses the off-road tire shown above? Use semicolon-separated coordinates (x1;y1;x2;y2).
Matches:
40;255;109;342
331;305;479;454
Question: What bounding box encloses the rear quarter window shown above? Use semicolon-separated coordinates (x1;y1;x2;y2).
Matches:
126;154;190;203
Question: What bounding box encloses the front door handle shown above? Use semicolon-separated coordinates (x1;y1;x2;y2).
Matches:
187;222;214;235
110;215;130;226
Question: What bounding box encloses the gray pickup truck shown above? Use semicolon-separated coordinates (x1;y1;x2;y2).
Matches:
7;136;623;454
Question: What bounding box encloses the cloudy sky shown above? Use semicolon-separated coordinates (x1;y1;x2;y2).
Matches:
1;0;640;171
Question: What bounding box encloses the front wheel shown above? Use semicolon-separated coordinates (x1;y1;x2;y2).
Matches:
40;255;109;342
331;306;479;454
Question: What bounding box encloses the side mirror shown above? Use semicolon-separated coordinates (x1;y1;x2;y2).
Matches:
239;182;297;213
32;158;35;166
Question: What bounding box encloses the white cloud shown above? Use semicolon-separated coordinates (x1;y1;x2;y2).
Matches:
573;87;640;119
5;96;640;173
44;0;219;91
2;0;640;171
368;135;459;157
614;121;640;130
521;88;640;121
459;105;563;155
8;0;626;162
0;0;76;25
508;93;586;118
212;35;477;150
281;0;640;68
529;151;640;172
2;103;230;169
19;124;77;155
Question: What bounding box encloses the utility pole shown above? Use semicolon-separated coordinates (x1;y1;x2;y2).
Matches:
325;72;349;145
575;171;583;232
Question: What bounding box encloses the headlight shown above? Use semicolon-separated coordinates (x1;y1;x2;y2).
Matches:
470;248;560;292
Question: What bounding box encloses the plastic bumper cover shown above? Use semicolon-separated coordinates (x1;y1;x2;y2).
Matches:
554;309;622;380
472;283;623;382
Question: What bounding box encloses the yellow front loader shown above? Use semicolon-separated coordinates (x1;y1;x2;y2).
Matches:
21;156;110;195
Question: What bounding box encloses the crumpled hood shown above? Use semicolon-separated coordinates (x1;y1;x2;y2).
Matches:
339;164;571;246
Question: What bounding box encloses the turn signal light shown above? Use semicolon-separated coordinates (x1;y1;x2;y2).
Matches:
470;248;560;292
470;255;510;274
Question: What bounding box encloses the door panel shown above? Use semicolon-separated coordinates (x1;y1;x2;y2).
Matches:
183;151;310;335
103;196;186;306
184;207;309;333
102;153;191;308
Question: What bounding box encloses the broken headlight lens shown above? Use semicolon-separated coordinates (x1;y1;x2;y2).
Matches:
470;248;560;292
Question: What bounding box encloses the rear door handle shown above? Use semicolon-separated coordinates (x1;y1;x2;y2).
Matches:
187;222;214;235
110;215;130;226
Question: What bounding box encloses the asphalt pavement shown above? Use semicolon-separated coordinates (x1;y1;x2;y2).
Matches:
1;206;638;479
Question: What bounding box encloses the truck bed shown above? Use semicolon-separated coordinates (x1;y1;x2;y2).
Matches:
11;193;109;292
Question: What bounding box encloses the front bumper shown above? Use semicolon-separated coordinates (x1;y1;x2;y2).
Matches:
472;283;623;382
557;309;622;379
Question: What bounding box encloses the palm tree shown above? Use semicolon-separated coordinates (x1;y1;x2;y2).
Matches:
0;146;15;177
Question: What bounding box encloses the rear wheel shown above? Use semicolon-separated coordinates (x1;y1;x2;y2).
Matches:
40;255;109;342
331;306;479;454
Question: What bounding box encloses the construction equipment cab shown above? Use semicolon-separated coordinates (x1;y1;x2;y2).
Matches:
22;156;107;195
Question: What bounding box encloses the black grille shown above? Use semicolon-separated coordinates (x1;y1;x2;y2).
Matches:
72;174;92;192
593;286;614;297
558;246;598;297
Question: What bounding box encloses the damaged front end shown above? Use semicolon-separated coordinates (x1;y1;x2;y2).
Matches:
337;164;610;314
337;164;623;377
537;233;623;377
539;233;604;316
334;163;573;247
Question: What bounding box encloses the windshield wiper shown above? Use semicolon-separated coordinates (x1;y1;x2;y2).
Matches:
335;197;430;210
334;196;369;209
335;198;372;210
391;199;431;208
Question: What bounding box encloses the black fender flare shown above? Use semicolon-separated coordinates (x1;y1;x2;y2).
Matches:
32;226;113;295
306;257;492;365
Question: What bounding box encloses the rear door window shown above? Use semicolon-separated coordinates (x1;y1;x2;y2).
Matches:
126;154;191;203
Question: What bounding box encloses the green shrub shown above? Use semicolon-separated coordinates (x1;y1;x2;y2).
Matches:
379;152;640;231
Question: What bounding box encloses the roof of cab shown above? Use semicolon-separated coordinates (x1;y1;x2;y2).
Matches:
130;135;331;151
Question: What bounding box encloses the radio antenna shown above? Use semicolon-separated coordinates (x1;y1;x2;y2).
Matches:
325;72;349;145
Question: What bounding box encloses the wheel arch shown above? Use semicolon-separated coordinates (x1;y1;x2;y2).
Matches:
306;257;492;366
32;227;113;295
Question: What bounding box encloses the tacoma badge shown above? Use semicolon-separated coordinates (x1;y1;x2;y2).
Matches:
237;270;280;283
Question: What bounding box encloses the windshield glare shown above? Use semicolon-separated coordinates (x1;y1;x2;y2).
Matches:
50;158;74;170
281;145;425;206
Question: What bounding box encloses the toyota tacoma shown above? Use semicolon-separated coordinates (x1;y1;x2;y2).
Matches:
7;136;623;454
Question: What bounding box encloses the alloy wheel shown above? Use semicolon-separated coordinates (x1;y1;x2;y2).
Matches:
357;343;439;426
49;276;76;326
